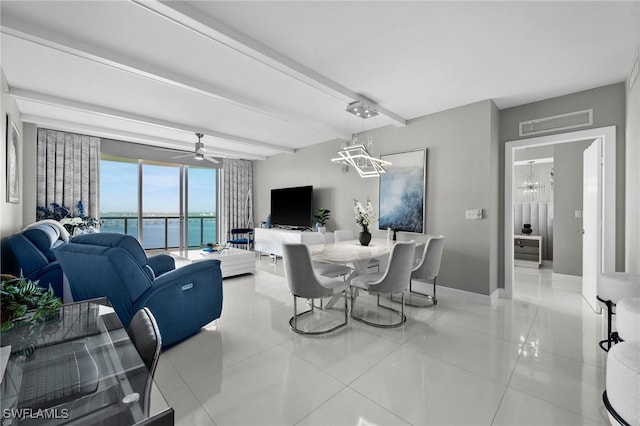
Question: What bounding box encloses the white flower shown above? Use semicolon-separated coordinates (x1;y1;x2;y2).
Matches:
60;217;83;226
354;199;375;228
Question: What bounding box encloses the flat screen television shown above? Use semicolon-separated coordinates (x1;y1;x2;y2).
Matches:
270;185;313;229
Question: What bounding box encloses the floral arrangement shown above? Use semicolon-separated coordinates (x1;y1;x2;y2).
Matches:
37;200;100;235
354;199;376;231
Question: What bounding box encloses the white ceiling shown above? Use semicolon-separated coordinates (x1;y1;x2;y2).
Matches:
2;1;639;161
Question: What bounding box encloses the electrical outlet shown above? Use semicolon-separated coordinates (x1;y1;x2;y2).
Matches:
575;210;582;218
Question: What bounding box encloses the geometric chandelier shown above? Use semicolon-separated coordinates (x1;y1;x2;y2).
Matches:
331;101;391;178
331;139;391;178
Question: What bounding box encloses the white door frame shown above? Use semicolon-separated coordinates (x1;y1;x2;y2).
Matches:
504;126;616;299
582;139;602;312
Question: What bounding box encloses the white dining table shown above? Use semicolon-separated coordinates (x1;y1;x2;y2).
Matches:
308;238;394;308
309;238;393;275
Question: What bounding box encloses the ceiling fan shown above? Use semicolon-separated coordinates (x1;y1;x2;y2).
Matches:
156;133;219;164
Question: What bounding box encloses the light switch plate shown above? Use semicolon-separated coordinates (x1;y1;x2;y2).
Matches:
465;209;483;220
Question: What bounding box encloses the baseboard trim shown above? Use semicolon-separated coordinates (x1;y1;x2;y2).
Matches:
436;285;500;306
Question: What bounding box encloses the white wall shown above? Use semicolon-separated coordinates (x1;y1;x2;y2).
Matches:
254;100;501;297
626;49;640;273
1;69;24;273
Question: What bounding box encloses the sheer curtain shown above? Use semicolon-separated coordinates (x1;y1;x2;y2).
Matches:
219;159;253;244
36;129;100;217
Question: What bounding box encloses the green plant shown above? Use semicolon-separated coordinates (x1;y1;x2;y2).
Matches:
1;275;62;331
313;208;331;226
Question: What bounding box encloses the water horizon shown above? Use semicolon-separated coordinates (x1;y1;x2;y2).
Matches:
100;216;217;250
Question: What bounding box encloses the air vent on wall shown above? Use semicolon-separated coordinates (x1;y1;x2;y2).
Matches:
519;109;593;137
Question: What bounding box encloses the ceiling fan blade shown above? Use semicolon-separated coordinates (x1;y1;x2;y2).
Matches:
154;147;183;152
204;156;220;164
171;154;192;159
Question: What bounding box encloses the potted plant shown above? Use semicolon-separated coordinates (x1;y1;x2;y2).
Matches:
1;274;63;355
313;208;331;233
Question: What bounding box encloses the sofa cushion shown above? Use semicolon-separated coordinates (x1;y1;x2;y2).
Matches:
72;233;148;268
23;224;61;262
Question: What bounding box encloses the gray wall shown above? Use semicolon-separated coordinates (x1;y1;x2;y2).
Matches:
514;146;554;162
553;140;593;276
254;100;501;297
500;83;627;277
22;123;37;226
626;50;640;273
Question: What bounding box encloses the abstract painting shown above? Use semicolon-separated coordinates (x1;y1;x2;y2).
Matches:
378;149;426;233
6;114;19;204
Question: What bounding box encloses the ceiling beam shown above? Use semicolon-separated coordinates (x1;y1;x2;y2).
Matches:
20;114;268;161
131;0;407;127
0;23;343;138
11;88;294;154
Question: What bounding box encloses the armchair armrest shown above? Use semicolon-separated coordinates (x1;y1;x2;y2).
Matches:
147;254;175;277
26;261;64;297
135;259;223;347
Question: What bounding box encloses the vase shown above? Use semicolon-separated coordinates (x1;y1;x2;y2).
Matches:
522;224;532;235
359;227;372;246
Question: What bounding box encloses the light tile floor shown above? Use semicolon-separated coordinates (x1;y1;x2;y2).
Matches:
152;258;610;425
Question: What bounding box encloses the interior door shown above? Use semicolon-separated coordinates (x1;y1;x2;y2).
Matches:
582;139;601;313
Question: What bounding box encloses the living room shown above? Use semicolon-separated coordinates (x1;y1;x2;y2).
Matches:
2;2;640;425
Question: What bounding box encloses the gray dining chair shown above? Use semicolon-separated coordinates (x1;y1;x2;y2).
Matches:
392;235;445;308
282;243;349;335
350;241;415;328
334;229;380;272
301;232;353;280
127;307;162;416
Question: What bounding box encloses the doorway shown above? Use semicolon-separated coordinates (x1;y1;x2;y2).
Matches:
504;126;616;299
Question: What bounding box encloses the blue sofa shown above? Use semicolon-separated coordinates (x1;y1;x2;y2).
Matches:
8;223;66;298
54;233;223;347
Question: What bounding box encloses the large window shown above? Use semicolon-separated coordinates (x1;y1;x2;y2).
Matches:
100;156;139;238
188;167;217;247
142;162;180;249
100;155;217;250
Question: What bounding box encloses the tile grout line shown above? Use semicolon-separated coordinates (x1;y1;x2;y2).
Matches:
489;301;541;425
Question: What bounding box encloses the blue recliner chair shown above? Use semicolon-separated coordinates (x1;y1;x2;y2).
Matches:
8;223;66;298
54;233;223;348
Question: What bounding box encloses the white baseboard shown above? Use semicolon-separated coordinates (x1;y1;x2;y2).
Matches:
436;284;500;306
551;272;582;280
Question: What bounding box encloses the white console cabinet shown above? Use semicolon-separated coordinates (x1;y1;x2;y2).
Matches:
254;228;320;257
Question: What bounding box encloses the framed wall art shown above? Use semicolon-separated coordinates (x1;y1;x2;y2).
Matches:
378;149;426;233
6;113;20;204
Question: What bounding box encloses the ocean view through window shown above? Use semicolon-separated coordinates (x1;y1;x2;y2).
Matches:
100;156;217;249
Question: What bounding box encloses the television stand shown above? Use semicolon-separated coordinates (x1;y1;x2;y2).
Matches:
273;225;311;231
255;228;310;257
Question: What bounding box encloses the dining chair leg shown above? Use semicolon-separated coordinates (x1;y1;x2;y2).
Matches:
393;278;437;308
351;291;406;328
344;289;348;323
289;294;347;335
350;287;357;319
293;296;297;331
